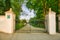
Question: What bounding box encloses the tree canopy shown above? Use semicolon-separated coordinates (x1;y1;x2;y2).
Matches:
26;0;59;28
0;0;24;15
0;0;24;23
26;0;58;19
0;0;24;30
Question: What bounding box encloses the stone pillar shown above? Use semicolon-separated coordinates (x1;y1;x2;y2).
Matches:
46;8;56;34
5;8;15;33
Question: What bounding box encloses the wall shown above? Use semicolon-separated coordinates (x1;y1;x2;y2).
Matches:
0;8;15;33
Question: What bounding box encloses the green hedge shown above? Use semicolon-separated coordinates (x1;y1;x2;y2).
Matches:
15;20;27;30
29;18;45;28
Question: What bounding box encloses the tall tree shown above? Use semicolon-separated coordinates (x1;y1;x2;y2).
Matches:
46;0;58;13
26;0;44;19
0;0;24;21
26;0;58;19
0;0;24;26
26;0;58;28
0;0;6;15
10;0;24;23
5;0;11;11
58;0;60;14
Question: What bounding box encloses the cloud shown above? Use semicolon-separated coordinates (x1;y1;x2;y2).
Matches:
20;4;35;20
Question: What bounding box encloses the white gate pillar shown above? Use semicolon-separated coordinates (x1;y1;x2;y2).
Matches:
45;8;56;35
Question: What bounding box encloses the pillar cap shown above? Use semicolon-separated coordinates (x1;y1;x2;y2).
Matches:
5;8;13;14
9;8;12;12
49;8;51;12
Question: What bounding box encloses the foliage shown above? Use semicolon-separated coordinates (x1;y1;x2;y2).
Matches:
15;20;27;30
0;0;24;30
10;0;25;30
26;0;58;18
26;0;58;28
0;0;24;18
10;0;24;23
26;0;44;19
0;0;10;15
46;0;58;14
29;18;45;28
0;0;24;14
58;0;60;14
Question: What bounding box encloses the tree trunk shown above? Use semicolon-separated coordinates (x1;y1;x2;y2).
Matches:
43;0;46;15
58;0;60;14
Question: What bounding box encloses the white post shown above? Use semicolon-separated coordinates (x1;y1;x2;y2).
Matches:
5;8;15;33
47;8;56;34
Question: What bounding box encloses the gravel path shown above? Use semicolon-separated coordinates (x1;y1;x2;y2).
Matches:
16;24;45;33
0;24;60;40
0;33;60;40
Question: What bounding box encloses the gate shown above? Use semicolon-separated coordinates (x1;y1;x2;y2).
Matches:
29;19;45;33
16;19;46;33
16;0;58;33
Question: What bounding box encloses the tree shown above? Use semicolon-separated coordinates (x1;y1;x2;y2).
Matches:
0;0;24;30
26;0;58;28
26;0;58;19
26;0;45;19
5;0;11;11
10;0;24;23
0;0;24;22
0;0;6;15
58;0;60;14
46;0;58;14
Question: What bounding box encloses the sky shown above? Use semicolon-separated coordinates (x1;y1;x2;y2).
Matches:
20;1;35;21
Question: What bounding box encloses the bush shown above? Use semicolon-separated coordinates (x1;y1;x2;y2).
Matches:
15;19;27;30
29;18;45;28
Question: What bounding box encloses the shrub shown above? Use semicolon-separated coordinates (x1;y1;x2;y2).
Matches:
15;19;27;30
